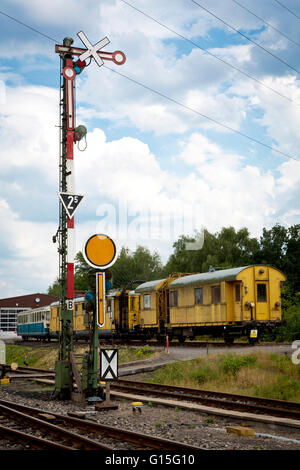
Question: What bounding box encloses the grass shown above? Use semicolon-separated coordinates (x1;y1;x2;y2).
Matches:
146;352;300;402
3;344;157;370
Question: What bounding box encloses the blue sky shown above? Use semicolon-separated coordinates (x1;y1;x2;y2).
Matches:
0;0;300;297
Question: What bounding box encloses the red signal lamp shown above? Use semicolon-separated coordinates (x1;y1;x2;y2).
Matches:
74;59;86;74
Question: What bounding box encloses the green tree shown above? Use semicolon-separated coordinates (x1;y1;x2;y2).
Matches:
164;227;259;274
47;278;60;297
257;224;300;296
111;245;164;288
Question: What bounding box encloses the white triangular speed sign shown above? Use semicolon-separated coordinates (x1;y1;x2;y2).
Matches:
58;192;84;219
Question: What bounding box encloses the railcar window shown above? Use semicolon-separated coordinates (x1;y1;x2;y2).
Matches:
75;304;78;316
170;291;178;307
195;288;203;305
212;285;221;304
235;284;241;302
144;294;151;309
257;283;267;302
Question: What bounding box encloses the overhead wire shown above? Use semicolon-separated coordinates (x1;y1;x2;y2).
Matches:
0;6;299;162
120;0;299;108
0;9;57;43
232;0;300;49
190;0;300;75
273;0;300;21
104;64;299;162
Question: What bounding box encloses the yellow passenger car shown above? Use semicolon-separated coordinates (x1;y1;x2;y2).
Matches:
136;266;286;343
49;289;143;340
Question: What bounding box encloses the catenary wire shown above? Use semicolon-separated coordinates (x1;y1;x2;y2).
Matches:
0;9;57;43
232;0;300;49
104;64;299;162
190;0;300;74
119;0;299;108
0;7;299;162
273;0;300;21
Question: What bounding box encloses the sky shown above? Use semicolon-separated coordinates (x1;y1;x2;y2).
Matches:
0;0;300;298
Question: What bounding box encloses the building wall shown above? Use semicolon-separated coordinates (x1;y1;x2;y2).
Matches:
0;293;58;332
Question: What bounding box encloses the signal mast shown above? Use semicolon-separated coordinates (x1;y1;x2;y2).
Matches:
54;33;125;399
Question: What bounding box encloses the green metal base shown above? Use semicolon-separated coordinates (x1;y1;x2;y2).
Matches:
55;360;71;399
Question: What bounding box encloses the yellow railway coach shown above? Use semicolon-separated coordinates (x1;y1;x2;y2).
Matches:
49;289;142;340
136;265;286;344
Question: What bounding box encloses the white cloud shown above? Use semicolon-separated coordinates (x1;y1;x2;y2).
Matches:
0;85;58;178
0;199;57;297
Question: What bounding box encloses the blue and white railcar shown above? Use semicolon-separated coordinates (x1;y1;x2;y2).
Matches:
17;305;51;340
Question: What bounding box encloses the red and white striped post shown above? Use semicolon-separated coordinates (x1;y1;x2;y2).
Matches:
63;61;76;304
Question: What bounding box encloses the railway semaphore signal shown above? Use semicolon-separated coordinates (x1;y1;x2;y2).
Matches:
54;33;126;400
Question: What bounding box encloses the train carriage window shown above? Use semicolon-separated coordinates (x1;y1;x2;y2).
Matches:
195;288;203;305
46;312;50;321
211;285;221;304
170;291;178;307
144;294;151;309
75;304;78;316
257;283;267;302
235;284;241;302
131;297;135;311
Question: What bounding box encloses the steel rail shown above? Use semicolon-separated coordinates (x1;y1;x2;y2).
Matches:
0;399;203;451
0;403;113;450
111;380;300;421
0;423;74;450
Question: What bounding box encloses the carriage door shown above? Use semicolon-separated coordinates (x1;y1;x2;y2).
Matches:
255;282;269;321
119;293;128;331
234;282;242;321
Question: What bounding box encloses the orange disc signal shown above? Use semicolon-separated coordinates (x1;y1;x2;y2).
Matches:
83;234;117;269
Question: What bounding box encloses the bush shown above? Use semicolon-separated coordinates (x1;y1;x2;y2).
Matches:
220;354;257;376
136;345;152;358
189;365;214;384
276;294;300;342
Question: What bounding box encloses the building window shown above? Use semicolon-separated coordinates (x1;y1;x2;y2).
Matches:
170;291;178;307
257;283;267;302
235;284;240;302
212;285;221;304
144;294;151;309
195;288;203;305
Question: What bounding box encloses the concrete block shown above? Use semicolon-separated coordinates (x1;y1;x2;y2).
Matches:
0;377;10;385
226;426;255;437
38;413;56;421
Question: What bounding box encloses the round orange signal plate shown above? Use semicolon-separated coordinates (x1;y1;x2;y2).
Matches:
84;234;116;268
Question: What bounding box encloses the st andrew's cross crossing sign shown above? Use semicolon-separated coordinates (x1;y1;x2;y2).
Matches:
77;31;110;67
100;349;118;380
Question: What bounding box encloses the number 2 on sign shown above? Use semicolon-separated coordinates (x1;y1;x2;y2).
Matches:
67;195;78;210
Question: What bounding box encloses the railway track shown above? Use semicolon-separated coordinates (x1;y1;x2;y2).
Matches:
111;379;300;422
0;399;203;451
3;366;300;424
13;339;283;348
